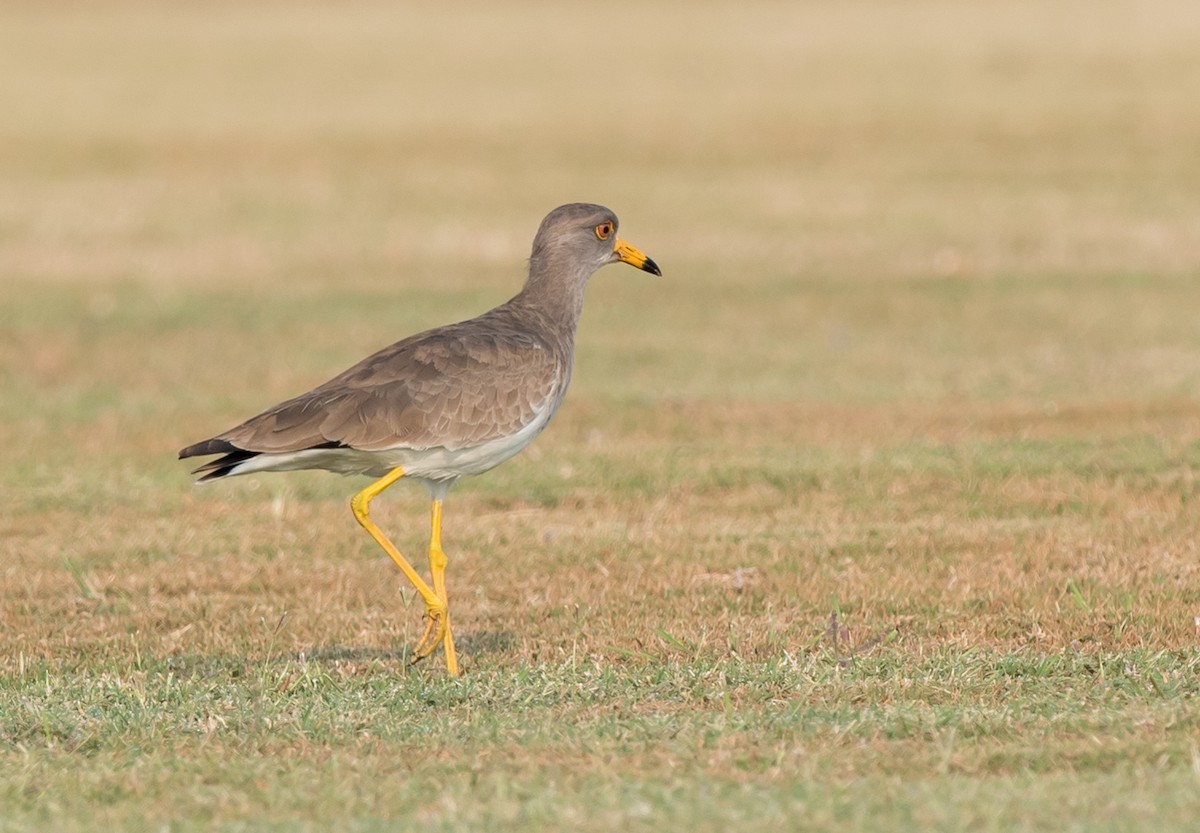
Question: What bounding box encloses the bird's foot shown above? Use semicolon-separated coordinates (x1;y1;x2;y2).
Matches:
410;606;449;664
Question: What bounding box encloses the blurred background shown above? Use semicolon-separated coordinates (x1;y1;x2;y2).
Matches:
4;1;1199;414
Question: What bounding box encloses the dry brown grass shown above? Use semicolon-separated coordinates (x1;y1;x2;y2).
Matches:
6;395;1199;667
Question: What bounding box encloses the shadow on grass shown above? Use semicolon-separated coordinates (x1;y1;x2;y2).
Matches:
302;630;516;662
155;630;516;678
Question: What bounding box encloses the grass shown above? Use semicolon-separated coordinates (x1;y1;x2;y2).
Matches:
5;651;1200;830
4;0;1200;829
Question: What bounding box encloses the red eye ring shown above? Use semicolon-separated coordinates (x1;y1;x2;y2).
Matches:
595;222;613;241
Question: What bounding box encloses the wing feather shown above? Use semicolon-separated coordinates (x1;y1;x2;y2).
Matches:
205;314;564;456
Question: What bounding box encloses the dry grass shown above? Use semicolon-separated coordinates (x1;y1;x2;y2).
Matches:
3;1;1200;830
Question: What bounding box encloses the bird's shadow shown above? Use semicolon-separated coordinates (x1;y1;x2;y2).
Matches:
161;630;516;678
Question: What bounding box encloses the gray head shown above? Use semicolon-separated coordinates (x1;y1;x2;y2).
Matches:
528;203;662;280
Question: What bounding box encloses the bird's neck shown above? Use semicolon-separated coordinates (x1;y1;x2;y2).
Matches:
515;252;595;339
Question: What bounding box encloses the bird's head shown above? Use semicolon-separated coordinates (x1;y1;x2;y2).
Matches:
531;203;662;278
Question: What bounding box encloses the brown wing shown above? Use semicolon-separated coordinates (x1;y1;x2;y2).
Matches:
193;315;563;455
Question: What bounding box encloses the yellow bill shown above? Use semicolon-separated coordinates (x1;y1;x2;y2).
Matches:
613;238;662;276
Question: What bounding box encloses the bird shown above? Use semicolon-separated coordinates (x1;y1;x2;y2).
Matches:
179;203;661;676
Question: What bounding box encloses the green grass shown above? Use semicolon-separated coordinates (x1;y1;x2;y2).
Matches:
4;0;1200;830
5;651;1200;831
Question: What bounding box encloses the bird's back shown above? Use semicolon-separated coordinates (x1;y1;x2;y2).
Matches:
180;300;574;479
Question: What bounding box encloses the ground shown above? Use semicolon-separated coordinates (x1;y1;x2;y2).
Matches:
3;1;1200;830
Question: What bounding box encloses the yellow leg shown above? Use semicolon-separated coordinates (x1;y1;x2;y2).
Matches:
427;499;459;676
350;466;449;668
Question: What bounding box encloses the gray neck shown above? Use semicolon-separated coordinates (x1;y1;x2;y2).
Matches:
513;249;597;341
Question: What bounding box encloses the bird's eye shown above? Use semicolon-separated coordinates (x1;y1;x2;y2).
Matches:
594;222;613;240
